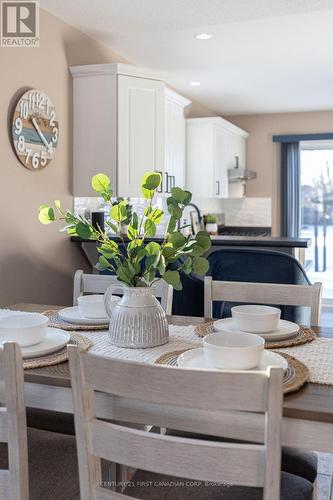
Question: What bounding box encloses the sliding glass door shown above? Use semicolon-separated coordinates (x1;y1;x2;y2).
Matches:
300;140;333;304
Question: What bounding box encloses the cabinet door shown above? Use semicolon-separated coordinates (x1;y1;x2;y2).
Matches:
117;75;165;197
186;121;214;197
165;95;186;193
214;125;228;198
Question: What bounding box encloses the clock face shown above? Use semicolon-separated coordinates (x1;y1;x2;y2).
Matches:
12;89;59;171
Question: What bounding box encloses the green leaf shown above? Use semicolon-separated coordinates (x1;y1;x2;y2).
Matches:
136;248;147;262
91;173;110;193
54;199;61;210
127;225;137;240
167;215;177;233
168;232;186;249
141;171;162;198
145;269;156;285
171;187;187;204
148;208;164;224
167;199;182;219
75;222;93;239
65;210;76;224
144;219;156;237
97;241;119;258
116;263;132;285
192;256;209;276
144;206;153;217
38;206;55;225
157;255;166;275
106;220;118;233
190;243;206;256
195;231;212;251
110;201;128;222
131;213;139;230
145;241;160;256
98;255;112;269
163;270;181;288
162;243;175;259
182;257;193;275
182;191;192;205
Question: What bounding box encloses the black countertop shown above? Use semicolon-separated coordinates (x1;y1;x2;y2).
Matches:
71;235;311;248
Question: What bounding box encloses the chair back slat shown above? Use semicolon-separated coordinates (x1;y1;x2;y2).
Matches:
205;278;322;325
82;352;269;413
94;396;265;443
69;346;284;500
74;270;173;314
90;419;265;487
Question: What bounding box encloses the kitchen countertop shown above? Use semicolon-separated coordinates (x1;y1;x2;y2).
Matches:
71;235;311;248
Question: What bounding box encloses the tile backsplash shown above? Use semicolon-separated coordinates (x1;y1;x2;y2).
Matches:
74;196;272;234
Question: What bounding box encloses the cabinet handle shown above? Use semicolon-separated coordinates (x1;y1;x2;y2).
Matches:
170;175;175;191
156;171;163;193
216;180;220;196
165;172;169;193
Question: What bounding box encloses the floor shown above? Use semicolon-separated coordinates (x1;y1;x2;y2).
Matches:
318;453;333;499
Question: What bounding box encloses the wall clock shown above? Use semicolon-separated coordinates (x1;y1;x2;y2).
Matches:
11;89;59;170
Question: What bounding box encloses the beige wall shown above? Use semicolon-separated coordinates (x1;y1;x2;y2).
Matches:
0;9;215;306
228;111;333;234
0;9;126;306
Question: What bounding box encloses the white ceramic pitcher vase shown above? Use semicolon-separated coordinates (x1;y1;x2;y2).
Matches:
103;285;169;348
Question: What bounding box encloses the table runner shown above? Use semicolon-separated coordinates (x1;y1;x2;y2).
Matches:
1;309;333;386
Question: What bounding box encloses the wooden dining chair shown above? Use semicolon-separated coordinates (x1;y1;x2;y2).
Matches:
0;342;80;500
68;345;313;500
73;270;173;315
204;277;323;326
0;342;29;500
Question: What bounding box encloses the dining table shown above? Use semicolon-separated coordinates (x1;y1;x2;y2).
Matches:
6;303;333;454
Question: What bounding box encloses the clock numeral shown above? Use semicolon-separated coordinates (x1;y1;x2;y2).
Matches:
40;150;47;167
49;110;56;127
45;98;50;115
14;117;22;135
52;127;58;144
32;152;40;169
25;149;32;163
19;101;28;119
17;135;25;153
28;93;36;111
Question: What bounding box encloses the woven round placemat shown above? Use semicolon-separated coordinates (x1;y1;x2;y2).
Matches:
194;322;316;349
23;333;92;370
155;349;309;394
43;310;108;331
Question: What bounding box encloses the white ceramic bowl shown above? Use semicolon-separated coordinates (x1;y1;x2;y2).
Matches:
0;314;48;347
77;294;109;319
203;331;265;370
231;305;281;333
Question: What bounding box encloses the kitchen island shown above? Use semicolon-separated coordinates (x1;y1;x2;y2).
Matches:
72;235;311;270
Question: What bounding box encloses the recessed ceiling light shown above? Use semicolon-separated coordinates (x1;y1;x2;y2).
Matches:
195;33;212;40
189;81;201;86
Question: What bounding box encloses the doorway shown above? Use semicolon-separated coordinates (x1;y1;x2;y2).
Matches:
300;140;333;314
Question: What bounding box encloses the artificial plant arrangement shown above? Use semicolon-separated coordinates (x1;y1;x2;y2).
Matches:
38;172;211;290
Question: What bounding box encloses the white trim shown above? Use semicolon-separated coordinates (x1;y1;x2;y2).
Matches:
69;63;164;81
186;116;249;138
165;87;191;107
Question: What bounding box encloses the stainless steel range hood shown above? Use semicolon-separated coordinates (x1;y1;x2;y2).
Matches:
228;167;257;183
228;156;257;183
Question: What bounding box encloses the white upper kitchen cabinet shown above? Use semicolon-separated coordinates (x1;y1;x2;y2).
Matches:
70;63;165;197
164;88;191;193
186;117;248;198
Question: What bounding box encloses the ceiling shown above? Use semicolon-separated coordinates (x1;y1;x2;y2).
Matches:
41;0;333;115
